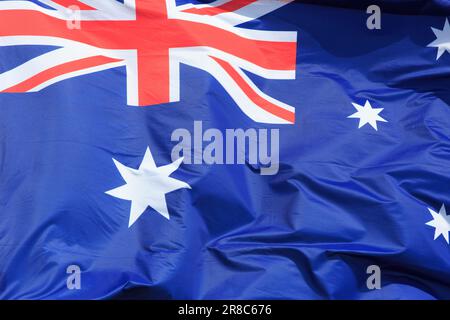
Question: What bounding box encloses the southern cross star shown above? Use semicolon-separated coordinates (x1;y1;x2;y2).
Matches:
428;18;450;60
348;100;387;131
426;204;450;244
106;147;190;227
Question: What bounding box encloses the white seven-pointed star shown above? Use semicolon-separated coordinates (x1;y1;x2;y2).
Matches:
348;100;387;131
428;18;450;60
106;147;190;227
426;204;450;244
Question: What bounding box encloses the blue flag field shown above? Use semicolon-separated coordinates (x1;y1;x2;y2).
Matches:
0;0;449;299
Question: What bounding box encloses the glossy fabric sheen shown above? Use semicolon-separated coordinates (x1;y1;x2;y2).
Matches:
0;0;449;299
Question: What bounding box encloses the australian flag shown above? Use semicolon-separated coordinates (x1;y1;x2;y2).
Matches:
0;0;449;300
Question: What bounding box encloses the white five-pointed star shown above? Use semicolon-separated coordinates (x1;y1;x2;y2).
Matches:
348;100;387;131
428;18;450;60
106;147;190;227
426;204;450;244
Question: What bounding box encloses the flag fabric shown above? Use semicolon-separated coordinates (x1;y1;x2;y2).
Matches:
0;0;450;299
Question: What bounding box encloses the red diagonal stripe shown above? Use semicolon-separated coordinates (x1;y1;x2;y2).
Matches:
212;57;295;123
3;56;121;93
